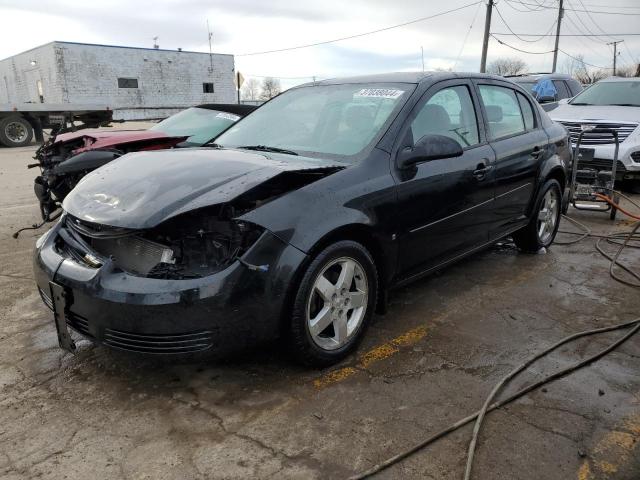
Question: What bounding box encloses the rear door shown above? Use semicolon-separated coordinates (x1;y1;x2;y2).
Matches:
393;79;496;278
474;80;548;238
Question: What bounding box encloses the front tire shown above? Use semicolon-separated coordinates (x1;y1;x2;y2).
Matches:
289;240;378;367
513;179;562;253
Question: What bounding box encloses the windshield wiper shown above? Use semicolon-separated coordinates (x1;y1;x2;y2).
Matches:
238;145;299;156
569;102;592;106
610;103;640;107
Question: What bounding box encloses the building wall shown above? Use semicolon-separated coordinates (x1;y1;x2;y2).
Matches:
58;42;236;119
0;43;64;104
0;42;237;120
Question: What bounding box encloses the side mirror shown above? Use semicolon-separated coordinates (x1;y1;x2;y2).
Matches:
398;134;463;169
538;95;556;104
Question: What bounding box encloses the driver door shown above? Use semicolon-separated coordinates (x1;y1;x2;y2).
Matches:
393;80;496;279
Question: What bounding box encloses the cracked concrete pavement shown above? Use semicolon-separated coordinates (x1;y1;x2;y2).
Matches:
1;131;639;479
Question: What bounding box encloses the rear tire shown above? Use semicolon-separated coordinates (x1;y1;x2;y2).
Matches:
0;115;34;147
561;187;570;215
513;179;562;253
289;240;377;367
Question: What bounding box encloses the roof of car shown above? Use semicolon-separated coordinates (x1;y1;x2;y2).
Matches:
506;73;576;82
597;76;640;83
305;71;507;86
194;104;258;115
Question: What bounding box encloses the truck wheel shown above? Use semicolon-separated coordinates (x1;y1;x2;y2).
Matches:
513;179;562;253
0;115;34;147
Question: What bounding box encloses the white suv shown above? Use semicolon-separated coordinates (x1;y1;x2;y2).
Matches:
548;77;640;185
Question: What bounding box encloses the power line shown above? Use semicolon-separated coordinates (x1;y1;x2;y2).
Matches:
235;1;482;56
492;32;640;37
558;48;612;69
581;2;640;8
562;13;615;62
494;5;557;43
565;1;608;44
453;1;484;69
574;0;618;42
490;34;556;54
504;0;640;15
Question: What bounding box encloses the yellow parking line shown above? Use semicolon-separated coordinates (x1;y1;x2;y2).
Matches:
313;325;429;389
577;412;640;479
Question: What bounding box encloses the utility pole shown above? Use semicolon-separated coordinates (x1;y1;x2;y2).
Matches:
607;40;623;75
479;0;494;73
551;0;564;73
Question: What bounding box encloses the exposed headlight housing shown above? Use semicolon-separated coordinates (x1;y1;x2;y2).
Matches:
61;207;265;279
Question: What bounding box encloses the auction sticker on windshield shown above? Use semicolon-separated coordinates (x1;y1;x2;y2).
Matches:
216;112;241;121
355;88;404;99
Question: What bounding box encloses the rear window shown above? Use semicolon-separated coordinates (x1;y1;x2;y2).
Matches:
479;85;526;139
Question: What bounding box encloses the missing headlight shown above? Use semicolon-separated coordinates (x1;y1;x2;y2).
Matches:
140;207;264;279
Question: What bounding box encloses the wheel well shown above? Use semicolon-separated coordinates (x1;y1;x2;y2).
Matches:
279;224;390;335
306;225;389;292
546;167;566;191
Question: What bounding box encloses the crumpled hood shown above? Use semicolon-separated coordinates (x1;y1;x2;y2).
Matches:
63;148;345;229
549;104;640;125
52;129;188;153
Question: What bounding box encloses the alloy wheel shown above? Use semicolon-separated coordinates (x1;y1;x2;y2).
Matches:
306;257;368;351
537;188;559;244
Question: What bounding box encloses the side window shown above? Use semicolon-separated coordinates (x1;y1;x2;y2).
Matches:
478;85;525;139
410;85;479;147
552;80;570;99
517;93;535;131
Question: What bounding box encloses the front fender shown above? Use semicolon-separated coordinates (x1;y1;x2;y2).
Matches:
239;149;396;253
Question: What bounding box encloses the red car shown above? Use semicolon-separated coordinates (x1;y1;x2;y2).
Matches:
32;104;257;220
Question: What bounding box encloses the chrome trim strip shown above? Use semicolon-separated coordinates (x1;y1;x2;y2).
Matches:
408;182;531;234
409;198;494;234
495;182;532;199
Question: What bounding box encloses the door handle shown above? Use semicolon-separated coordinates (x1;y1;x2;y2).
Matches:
531;146;544;159
473;163;493;179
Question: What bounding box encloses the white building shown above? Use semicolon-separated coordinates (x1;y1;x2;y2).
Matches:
0;41;236;120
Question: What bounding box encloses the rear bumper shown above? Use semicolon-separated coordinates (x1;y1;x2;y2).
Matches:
33;221;307;355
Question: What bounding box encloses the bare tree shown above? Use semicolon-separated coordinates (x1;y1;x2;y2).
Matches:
614;64;637;78
565;54;608;84
487;57;528;76
562;56;582;76
259;77;281;100
241;78;261;101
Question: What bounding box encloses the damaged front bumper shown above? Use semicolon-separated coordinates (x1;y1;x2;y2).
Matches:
33;220;307;355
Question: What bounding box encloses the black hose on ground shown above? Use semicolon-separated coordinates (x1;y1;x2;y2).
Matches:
350;191;640;480
12;210;61;239
349;318;640;480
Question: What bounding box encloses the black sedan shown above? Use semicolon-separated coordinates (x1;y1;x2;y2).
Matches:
34;72;570;366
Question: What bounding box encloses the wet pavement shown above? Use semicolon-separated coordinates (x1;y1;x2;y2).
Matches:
1;136;639;480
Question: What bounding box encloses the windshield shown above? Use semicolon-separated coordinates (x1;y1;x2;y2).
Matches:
150;107;242;146
569;81;640;106
215;83;414;161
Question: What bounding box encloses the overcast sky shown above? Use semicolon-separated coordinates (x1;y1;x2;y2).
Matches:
0;0;638;89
